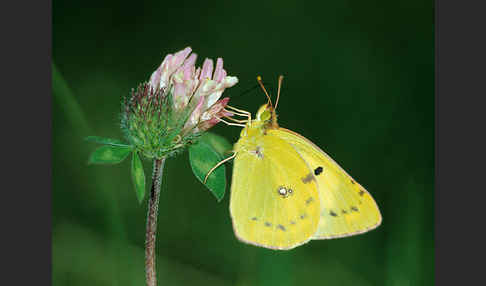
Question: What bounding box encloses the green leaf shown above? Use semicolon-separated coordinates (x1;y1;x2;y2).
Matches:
85;136;132;147
198;132;233;158
131;152;146;204
88;145;132;164
188;141;227;202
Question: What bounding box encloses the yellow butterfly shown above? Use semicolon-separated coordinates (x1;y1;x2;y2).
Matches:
206;76;382;250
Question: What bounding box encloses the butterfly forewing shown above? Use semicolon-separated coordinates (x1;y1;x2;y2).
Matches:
230;132;320;250
271;128;382;239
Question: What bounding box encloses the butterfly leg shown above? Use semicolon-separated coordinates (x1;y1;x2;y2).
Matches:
204;152;237;184
226;105;251;114
226;105;252;122
223;116;248;124
218;118;246;127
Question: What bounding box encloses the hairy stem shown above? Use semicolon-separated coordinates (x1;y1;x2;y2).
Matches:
145;158;165;286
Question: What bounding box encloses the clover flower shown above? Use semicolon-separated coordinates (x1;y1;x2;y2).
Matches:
121;47;238;159
87;47;239;286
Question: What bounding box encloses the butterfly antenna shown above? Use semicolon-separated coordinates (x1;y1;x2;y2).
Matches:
257;76;273;108
275;75;284;111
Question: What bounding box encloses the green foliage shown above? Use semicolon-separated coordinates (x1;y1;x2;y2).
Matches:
188;139;229;202
88;145;133;164
131;152;146;204
198;132;233;158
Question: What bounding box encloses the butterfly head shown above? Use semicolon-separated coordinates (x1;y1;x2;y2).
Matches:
238;76;283;139
237;102;277;143
253;75;284;128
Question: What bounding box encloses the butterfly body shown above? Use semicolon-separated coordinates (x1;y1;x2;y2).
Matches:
229;102;382;250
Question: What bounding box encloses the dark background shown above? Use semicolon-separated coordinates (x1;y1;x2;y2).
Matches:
53;0;434;285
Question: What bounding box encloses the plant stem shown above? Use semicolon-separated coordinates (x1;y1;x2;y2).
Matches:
145;158;165;286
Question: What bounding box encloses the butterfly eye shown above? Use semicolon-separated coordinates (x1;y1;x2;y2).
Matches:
260;109;271;121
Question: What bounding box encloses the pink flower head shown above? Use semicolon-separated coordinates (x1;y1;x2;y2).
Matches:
195;58;238;109
148;47;238;135
149;47;192;91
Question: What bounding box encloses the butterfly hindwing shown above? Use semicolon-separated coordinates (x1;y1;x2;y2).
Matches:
270;128;382;239
230;132;320;250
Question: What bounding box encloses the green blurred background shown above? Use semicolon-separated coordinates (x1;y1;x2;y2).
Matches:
53;0;434;285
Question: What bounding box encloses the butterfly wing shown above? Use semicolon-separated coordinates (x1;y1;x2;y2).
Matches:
230;132;320;250
269;128;382;239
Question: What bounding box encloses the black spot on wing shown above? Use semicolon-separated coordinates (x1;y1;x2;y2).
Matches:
264;222;272;227
358;190;365;196
300;214;307;220
329;210;338;217
314;166;323;175
351;206;359;212
301;173;314;184
277;224;286;231
251;217;258;221
305;197;314;205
